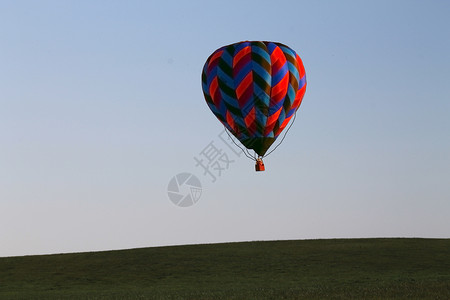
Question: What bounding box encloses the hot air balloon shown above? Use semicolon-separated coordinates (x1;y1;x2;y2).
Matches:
201;41;306;171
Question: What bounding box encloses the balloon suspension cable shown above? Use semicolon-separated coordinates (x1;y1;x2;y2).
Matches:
223;111;297;161
223;128;257;161
262;111;297;159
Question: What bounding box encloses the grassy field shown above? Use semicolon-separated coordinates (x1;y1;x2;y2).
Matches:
0;238;449;299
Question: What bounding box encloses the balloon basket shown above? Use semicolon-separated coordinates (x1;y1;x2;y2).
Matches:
255;159;265;172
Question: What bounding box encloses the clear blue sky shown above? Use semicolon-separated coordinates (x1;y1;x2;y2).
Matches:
1;0;449;257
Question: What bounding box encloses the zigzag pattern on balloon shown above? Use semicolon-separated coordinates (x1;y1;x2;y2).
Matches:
202;41;306;156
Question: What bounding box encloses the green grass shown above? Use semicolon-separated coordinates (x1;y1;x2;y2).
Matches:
0;238;449;299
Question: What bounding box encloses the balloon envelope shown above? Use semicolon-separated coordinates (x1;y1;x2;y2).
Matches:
202;41;306;156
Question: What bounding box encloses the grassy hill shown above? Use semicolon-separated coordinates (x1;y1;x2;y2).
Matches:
0;238;449;299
